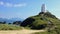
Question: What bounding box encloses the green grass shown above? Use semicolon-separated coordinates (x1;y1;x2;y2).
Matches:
0;24;22;30
32;32;48;34
32;24;60;34
32;30;60;34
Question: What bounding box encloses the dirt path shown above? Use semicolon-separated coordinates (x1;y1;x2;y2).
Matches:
0;29;45;34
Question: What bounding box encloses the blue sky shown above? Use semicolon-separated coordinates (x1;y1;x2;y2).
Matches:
0;0;60;19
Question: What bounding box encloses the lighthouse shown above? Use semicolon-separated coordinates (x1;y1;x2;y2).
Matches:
39;4;46;15
41;4;46;13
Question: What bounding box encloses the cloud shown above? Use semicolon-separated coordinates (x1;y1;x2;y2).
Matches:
0;1;26;7
14;3;26;7
0;1;4;5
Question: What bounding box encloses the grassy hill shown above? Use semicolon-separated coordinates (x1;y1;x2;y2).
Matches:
21;11;60;34
21;11;60;30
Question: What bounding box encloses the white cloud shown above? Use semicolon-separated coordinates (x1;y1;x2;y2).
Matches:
5;3;13;7
0;1;26;7
14;3;26;7
0;1;4;5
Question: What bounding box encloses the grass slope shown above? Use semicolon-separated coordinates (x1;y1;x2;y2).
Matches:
0;24;22;30
21;11;60;30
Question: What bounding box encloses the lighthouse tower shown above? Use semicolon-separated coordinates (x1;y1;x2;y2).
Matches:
39;4;46;15
41;4;46;13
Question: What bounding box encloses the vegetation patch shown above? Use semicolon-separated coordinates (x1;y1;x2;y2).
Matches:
0;24;22;30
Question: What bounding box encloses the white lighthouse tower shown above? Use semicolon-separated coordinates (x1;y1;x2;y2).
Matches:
41;4;46;13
